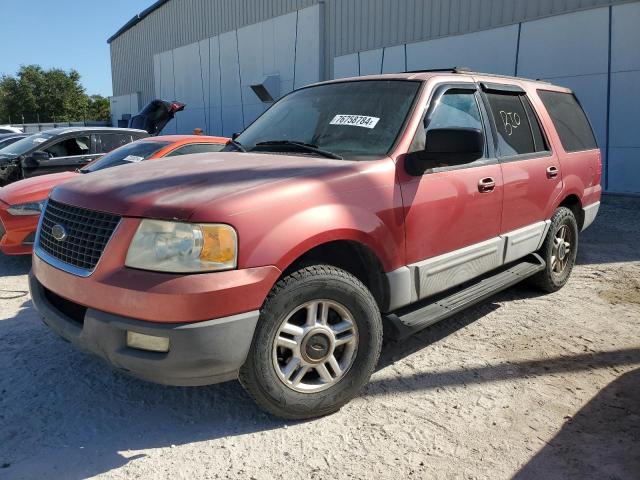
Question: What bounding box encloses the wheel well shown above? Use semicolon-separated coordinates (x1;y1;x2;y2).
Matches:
559;195;584;229
282;241;389;312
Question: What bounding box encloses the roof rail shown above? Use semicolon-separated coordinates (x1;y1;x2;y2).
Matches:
406;66;472;74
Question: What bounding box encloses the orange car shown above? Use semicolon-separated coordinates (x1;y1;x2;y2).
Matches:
0;135;228;255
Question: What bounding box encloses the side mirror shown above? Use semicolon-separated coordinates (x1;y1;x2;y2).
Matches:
406;128;484;175
232;132;240;141
22;150;50;168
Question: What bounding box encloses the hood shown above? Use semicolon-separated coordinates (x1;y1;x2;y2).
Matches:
0;171;79;205
128;99;185;135
50;152;357;220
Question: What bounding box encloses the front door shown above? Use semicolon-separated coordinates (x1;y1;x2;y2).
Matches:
22;134;98;178
397;84;504;301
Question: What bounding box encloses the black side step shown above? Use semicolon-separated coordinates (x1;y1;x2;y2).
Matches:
385;254;546;340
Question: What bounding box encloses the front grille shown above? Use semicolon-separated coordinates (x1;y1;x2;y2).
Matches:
39;199;121;271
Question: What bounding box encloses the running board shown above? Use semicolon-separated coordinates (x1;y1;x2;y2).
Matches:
385;254;546;340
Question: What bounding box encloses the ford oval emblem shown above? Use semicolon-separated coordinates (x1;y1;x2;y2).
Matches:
51;224;67;242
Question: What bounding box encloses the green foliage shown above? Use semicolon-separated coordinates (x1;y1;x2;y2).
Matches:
0;65;110;124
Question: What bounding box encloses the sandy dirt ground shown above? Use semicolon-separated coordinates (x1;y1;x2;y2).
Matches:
1;195;638;480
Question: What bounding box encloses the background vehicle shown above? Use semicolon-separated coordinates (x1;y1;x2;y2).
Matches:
0;125;23;134
0;135;228;255
29;71;601;419
0;127;149;186
0;133;28;150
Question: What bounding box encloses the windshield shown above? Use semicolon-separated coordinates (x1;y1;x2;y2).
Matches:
235;80;421;160
0;133;53;156
81;140;171;173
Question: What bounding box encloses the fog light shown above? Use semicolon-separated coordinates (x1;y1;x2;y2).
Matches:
126;331;170;353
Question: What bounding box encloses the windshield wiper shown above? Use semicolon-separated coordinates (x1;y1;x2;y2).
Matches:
253;140;342;160
228;139;247;152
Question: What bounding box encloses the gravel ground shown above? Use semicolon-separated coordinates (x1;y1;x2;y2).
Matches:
1;195;639;480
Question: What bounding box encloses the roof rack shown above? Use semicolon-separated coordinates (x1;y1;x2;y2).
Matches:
406;66;472;74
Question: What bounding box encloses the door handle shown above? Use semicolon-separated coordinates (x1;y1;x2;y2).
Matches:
546;165;559;179
478;177;496;193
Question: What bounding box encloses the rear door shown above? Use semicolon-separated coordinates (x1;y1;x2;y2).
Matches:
397;83;504;300
480;83;562;263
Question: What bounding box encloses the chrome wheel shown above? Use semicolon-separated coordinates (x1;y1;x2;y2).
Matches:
551;224;572;274
272;300;358;393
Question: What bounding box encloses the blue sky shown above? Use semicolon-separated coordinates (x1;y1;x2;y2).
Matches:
0;0;152;97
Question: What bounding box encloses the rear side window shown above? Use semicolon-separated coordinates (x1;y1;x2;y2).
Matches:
485;92;548;157
538;90;597;152
165;143;226;157
97;134;132;153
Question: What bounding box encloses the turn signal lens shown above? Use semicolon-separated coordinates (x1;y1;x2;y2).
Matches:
201;225;236;264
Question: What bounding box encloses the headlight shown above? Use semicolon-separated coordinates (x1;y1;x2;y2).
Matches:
7;201;46;216
125;219;237;273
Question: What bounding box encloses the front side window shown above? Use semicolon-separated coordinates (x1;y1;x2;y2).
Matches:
234;80;422;160
165;143;226;157
80;140;171;173
44;136;90;158
538;90;597;152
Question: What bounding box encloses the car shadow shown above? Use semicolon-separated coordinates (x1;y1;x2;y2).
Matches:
513;367;640;480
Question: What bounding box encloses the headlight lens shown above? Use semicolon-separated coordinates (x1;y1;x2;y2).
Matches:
125;220;237;273
7;201;46;216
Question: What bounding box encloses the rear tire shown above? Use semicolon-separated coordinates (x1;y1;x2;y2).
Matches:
529;206;579;293
239;265;383;420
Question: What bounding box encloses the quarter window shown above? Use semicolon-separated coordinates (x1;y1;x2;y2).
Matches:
538;90;597;152
485;92;547;157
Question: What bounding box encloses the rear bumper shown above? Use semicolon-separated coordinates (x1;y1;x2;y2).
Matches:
0;200;37;255
29;272;259;386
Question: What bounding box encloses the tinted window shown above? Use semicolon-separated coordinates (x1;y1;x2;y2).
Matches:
44;136;90;157
235;80;422;159
81;140;171;173
98;134;132;153
522;96;549;152
486;93;541;156
538;90;597;152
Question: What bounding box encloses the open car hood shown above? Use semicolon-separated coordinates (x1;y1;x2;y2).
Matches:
128;99;186;135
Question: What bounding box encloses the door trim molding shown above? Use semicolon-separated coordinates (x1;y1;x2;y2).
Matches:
386;220;551;311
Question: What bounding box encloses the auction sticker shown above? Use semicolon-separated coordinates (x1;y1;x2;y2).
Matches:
330;114;380;129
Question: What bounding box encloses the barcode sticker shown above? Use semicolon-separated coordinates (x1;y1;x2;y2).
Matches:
329;114;380;129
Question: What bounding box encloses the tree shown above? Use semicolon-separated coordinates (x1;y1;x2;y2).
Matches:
0;65;110;124
86;95;111;122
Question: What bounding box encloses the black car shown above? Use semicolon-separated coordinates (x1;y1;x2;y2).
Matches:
0;133;28;150
0;127;149;186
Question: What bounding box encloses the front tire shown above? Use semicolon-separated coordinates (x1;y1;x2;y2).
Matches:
239;265;383;420
529;206;579;293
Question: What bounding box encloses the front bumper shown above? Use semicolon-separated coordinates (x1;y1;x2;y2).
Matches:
29;272;260;386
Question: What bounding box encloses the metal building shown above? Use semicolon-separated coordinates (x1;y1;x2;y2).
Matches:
109;0;640;194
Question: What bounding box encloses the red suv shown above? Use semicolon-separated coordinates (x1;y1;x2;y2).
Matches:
29;71;601;419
